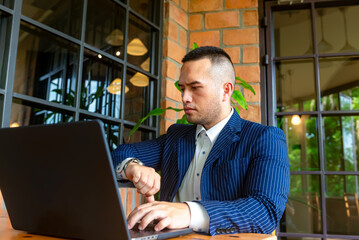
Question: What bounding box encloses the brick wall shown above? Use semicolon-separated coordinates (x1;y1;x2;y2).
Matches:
162;0;260;134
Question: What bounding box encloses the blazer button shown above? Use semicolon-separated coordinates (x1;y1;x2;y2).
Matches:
225;228;231;234
231;227;236;233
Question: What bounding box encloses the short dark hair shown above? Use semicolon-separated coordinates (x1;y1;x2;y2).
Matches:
181;46;233;66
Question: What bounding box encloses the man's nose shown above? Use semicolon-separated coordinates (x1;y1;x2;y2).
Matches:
182;90;192;103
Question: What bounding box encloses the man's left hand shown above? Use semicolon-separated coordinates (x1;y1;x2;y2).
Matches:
127;201;190;231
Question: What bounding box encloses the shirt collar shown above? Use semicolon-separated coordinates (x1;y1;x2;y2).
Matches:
195;108;234;144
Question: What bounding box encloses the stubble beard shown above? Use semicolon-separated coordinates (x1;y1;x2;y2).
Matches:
185;104;222;128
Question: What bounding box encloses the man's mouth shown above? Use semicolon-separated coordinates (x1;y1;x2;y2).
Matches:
184;106;196;114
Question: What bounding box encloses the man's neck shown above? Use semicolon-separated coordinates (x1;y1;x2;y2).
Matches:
203;107;233;130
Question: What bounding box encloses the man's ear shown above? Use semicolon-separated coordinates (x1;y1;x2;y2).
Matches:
222;82;234;102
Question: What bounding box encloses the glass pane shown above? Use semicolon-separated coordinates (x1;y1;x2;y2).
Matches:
130;0;157;24
280;175;322;234
319;57;359;111
326;175;359;235
81;49;123;118
273;9;313;57
79;115;120;151
0;0;13;9
123;126;155;144
10;99;73;127
86;0;126;60
276;59;316;112
0;95;3;126
316;6;359;54
22;0;83;39
127;14;157;73
0;11;11;89
14;22;79;106
323;116;359;172
124;69;157;126
277;116;319;171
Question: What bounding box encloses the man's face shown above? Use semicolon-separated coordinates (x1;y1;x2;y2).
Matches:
178;58;223;129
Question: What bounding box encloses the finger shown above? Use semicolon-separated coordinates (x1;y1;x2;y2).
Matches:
138;209;166;230
154;217;171;231
127;204;156;229
134;174;149;190
146;195;155;203
145;178;160;197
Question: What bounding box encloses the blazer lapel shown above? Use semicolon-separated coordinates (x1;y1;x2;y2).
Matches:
170;126;196;200
204;111;243;169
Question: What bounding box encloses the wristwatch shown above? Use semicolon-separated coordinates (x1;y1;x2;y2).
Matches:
116;158;143;180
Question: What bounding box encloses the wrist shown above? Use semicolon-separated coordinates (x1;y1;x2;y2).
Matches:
123;158;143;179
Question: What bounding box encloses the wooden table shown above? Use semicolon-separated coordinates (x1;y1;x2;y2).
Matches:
1;209;276;240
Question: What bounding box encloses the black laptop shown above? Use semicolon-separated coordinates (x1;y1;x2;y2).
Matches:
0;120;192;240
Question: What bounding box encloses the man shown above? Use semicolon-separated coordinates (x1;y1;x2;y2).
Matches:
112;46;290;236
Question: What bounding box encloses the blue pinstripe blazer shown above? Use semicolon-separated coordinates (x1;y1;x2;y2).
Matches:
111;111;290;235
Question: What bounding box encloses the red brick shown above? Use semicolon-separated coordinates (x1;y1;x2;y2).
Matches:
243;46;259;63
190;0;223;12
243;84;260;102
238;104;261;123
189;14;203;30
224;47;241;64
162;59;178;80
243;10;258;26
126;189;133;216
234;65;260;83
226;0;258;9
205;11;239;29
179;27;187;47
164;39;186;64
169;2;187;29
190;31;220;47
162;99;178;121
164;20;178;41
180;0;188;11
166;79;182;102
223;28;259;45
161;119;176;135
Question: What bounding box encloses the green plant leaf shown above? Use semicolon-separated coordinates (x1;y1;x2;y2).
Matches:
128;108;166;141
174;81;182;92
192;42;199;50
232;89;247;110
232;103;241;115
235;76;255;95
166;106;183;112
128;107;185;141
176;113;189;124
52;89;63;95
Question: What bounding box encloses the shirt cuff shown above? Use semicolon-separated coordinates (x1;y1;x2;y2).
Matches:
115;157;136;180
185;201;209;233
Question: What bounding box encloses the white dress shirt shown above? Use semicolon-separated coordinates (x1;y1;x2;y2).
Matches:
173;108;234;232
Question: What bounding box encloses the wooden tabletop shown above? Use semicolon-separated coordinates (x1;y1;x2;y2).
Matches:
0;209;276;240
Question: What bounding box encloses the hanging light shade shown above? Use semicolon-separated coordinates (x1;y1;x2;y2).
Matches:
127;38;148;56
105;29;124;46
130;72;149;87
10;122;20;128
107;78;129;95
291;115;302;125
140;57;150;72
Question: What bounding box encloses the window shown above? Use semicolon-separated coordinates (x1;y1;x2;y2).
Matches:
0;0;163;149
263;0;359;239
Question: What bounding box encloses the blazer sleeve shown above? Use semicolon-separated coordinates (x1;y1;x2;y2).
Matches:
199;127;290;235
111;134;167;172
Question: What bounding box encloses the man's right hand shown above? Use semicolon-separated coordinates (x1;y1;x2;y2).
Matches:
125;163;160;202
